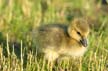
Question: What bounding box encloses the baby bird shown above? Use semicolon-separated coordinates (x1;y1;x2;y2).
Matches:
33;18;90;61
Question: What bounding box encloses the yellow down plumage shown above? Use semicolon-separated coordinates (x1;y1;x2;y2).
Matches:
33;18;90;61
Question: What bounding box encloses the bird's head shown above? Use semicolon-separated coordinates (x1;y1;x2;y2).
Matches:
68;18;90;47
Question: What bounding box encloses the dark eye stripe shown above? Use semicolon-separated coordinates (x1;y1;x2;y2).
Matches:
75;28;81;36
77;31;81;35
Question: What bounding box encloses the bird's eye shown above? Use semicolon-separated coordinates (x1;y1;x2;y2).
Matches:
77;31;81;35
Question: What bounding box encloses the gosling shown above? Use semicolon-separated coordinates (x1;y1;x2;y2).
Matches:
33;18;90;61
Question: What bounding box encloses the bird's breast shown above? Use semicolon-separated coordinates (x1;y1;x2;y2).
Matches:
59;46;87;57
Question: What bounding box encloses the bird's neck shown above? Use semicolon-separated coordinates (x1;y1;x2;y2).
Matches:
67;37;82;47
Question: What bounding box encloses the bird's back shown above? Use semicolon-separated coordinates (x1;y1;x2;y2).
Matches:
34;24;69;51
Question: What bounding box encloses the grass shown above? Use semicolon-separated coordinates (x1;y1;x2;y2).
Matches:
0;0;108;71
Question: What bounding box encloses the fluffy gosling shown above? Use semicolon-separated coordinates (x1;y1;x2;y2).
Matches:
33;18;90;61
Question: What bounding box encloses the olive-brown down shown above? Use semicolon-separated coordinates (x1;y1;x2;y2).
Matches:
33;18;90;61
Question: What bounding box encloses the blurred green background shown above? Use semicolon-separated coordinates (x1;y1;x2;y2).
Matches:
0;0;108;42
0;0;108;71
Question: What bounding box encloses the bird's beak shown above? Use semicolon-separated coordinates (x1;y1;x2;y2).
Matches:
80;38;88;47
